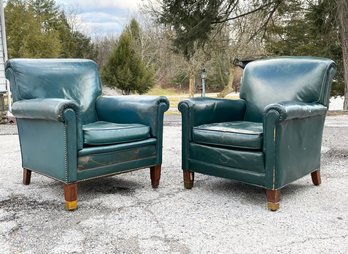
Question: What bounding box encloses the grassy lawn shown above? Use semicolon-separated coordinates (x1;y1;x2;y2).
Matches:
146;86;239;112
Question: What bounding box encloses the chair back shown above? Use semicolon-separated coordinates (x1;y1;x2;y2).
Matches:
240;57;336;122
6;58;102;124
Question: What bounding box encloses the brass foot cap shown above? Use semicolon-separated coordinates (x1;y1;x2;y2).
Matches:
267;202;280;211
184;181;193;189
65;201;77;211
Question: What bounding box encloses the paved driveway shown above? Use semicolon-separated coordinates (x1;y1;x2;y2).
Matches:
0;114;347;253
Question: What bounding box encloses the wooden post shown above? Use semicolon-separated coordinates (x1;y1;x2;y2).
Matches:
311;170;321;186
183;170;194;189
266;189;281;211
23;168;31;185
150;165;161;188
64;183;78;211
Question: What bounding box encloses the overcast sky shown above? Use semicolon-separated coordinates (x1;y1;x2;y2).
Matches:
56;0;144;38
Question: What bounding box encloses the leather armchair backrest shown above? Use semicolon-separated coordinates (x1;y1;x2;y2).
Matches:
5;58;102;124
240;57;336;122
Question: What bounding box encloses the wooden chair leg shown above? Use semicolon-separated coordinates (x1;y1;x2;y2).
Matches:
266;189;281;211
311;170;321;186
150;165;161;188
183;170;194;189
64;183;78;211
23;168;31;185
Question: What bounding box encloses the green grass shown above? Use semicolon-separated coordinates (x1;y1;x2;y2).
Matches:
146;86;181;96
146;86;240;112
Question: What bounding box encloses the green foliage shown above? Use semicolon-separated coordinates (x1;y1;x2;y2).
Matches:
61;30;97;59
265;0;343;96
101;19;155;95
5;0;62;57
159;0;221;60
156;0;283;60
5;0;96;59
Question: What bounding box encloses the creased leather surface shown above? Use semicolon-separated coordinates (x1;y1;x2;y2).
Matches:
178;97;246;170
6;58;102;124
264;101;327;121
96;95;169;137
83;121;150;146
189;143;265;173
180;56;336;191
12;98;79;122
79;138;157;156
5;58;169;184
193;121;263;149
78;145;157;170
178;98;246;128
16;118;68;181
240;57;336;122
274;115;326;188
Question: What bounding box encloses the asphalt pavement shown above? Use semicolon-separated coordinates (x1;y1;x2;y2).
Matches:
0;114;347;253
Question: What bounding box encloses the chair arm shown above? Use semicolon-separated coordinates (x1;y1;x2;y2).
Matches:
96;95;169;137
264;101;327;122
263;101;327;189
178;97;246;128
12;98;79;122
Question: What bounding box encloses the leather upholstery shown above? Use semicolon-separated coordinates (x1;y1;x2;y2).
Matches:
96;95;170;137
193;121;263;149
6;58;102;124
240;57;335;122
179;56;336;190
189;143;265;173
83;121;150;146
6;58;169;184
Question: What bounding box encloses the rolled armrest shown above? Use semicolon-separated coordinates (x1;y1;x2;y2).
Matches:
12;98;79;122
178;97;246;127
264;101;327;122
96;95;169;137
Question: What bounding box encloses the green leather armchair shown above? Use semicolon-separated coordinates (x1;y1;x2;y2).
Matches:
178;57;336;211
6;58;169;210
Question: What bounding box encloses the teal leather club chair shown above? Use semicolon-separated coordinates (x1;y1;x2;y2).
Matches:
5;58;169;211
178;57;336;211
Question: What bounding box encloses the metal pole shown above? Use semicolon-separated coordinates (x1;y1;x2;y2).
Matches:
201;68;206;97
201;77;205;97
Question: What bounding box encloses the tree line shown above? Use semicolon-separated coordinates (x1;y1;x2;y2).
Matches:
151;0;347;103
4;0;348;109
5;0;96;59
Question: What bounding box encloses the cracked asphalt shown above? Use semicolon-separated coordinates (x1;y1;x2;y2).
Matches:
0;113;347;253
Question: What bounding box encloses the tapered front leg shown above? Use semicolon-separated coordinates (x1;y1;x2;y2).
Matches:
150;165;161;188
311;170;321;186
23;168;32;185
183;170;194;189
64;183;78;211
266;189;281;211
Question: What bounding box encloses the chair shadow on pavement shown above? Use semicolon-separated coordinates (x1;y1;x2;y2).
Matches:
206;178;314;207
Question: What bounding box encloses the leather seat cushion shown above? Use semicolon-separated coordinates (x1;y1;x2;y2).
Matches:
83;121;150;146
193;121;263;150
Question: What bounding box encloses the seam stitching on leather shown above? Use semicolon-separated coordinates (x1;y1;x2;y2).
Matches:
194;128;261;135
64;124;68;182
8;67;22;101
273;126;277;190
265;109;280;190
318;63;332;105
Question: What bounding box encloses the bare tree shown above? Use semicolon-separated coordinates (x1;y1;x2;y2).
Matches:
93;35;118;68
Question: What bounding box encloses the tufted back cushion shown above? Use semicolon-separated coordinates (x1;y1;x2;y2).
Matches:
239;57;336;122
6;58;102;124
